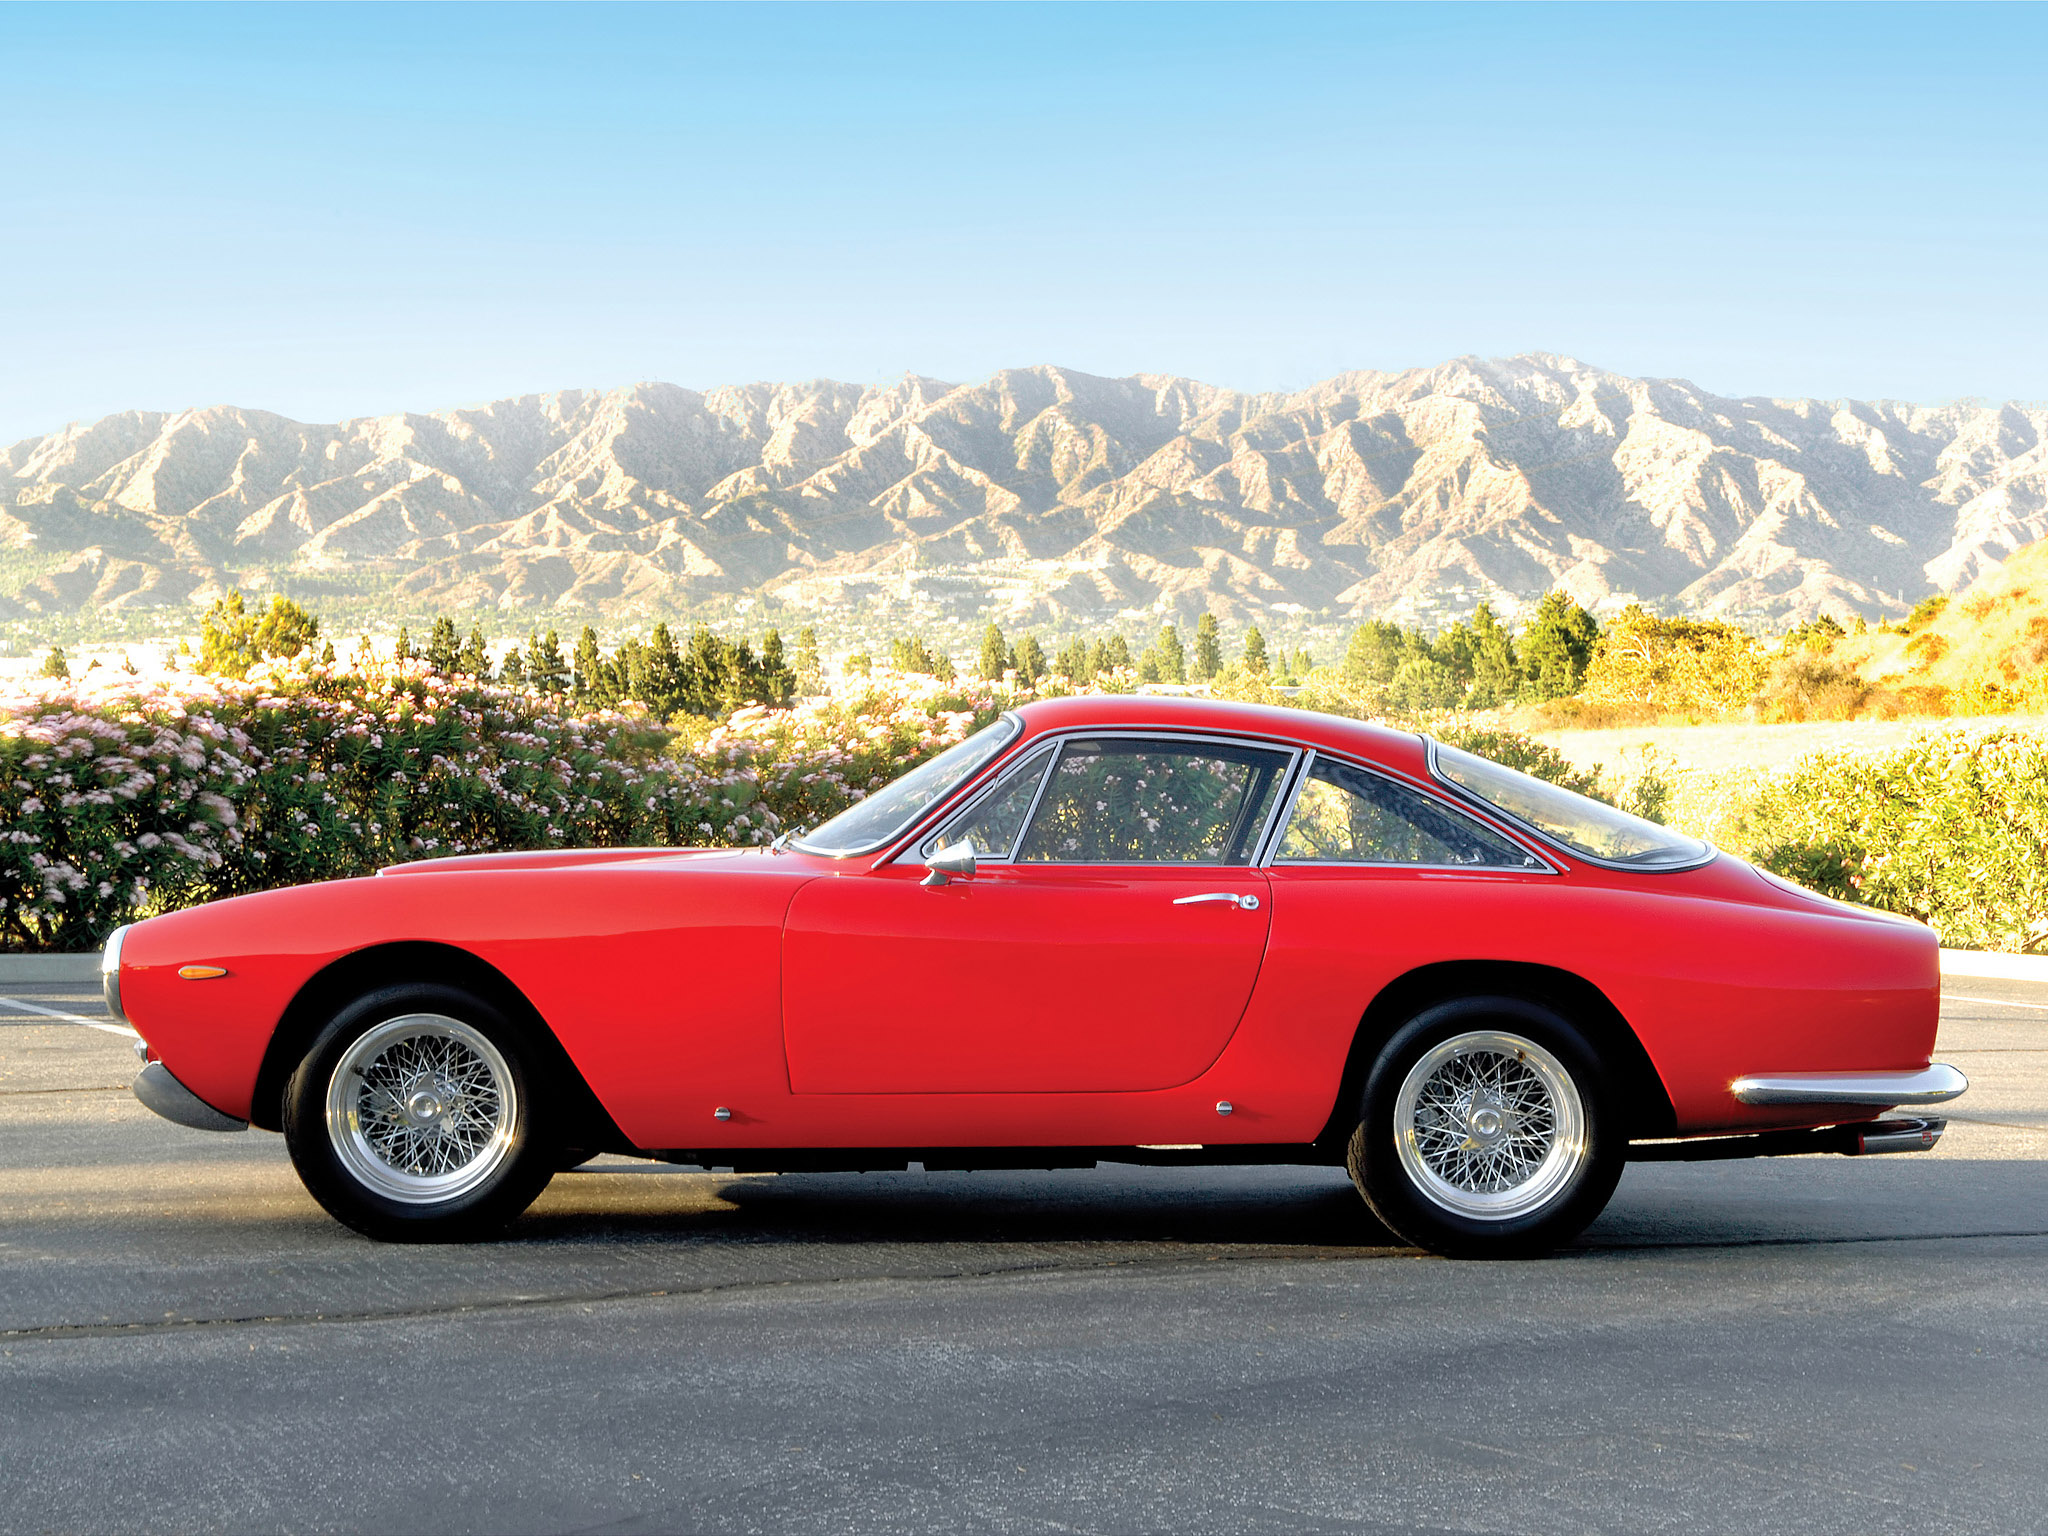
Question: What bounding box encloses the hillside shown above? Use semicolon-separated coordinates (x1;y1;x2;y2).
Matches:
4;355;2045;630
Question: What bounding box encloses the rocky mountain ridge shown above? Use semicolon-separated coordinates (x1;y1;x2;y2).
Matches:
4;354;2044;629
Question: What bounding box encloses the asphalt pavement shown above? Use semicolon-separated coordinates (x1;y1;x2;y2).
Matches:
2;975;2045;1534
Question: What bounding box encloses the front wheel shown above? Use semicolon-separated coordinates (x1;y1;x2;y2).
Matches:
1347;997;1624;1258
283;983;558;1242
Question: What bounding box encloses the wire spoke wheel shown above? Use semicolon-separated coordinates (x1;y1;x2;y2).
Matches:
325;1014;518;1205
1393;1029;1587;1221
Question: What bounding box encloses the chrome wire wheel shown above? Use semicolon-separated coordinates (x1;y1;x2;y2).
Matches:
1393;1029;1587;1221
324;1014;518;1205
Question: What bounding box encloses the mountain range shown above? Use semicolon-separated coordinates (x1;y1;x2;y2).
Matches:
4;354;2044;631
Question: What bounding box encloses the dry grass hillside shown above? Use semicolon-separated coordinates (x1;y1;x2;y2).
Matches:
1832;536;2048;711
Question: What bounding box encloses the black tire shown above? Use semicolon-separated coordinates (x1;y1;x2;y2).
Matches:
1346;995;1625;1259
283;982;559;1242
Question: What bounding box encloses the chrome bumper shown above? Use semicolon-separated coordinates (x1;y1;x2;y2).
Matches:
1731;1064;1968;1107
132;1061;247;1133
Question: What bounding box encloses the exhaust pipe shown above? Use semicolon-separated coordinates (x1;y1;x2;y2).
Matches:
1850;1116;1945;1155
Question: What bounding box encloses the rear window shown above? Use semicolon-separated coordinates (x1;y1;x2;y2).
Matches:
1428;740;1710;869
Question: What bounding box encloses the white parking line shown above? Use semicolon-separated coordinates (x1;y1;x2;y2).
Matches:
1947;994;2048;1014
0;997;138;1038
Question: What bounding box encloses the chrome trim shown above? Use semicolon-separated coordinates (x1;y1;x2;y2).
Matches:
898;728;1301;869
132;1061;247;1133
794;712;1024;859
1173;892;1261;910
910;741;1058;864
1261;748;1559;874
100;924;129;1026
1730;1064;1968;1106
1421;735;1718;874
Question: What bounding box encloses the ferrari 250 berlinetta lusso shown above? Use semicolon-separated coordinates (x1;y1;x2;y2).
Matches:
108;696;1966;1257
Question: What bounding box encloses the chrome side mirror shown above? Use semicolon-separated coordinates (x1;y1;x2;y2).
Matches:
921;842;977;887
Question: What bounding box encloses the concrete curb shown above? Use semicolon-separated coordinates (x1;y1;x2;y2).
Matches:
0;954;102;983
1939;948;2048;982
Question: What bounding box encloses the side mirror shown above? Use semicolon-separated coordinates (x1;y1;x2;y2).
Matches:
921;842;977;887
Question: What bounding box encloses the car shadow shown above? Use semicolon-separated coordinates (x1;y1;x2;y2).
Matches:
517;1162;1407;1250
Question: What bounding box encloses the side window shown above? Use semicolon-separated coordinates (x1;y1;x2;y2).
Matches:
1015;739;1293;865
1275;757;1543;868
921;746;1054;860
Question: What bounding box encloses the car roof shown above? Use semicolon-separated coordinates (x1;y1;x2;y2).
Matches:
1010;694;1429;778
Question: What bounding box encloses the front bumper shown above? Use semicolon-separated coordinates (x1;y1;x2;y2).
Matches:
132;1061;248;1133
1730;1064;1968;1106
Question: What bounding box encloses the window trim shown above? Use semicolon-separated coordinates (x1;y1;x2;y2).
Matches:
1260;749;1561;874
912;741;1060;863
899;729;1304;870
1421;735;1716;874
792;712;1024;858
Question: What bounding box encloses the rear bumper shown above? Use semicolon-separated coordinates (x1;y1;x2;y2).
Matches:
132;1061;248;1133
1730;1064;1967;1106
1632;1115;1947;1162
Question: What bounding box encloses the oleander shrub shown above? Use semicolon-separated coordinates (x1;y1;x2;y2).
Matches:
1740;728;2048;952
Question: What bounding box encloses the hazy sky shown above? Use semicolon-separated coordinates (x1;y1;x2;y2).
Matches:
3;2;2044;443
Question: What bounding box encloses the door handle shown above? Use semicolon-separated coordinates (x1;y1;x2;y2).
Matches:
1174;892;1261;911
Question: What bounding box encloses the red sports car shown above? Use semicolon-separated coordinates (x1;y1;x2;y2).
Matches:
108;695;1966;1257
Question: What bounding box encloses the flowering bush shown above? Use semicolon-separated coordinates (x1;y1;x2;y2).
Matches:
1740;728;2048;952
0;662;706;951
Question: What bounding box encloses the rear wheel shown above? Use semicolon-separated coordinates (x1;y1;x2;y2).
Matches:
1348;997;1624;1258
283;983;558;1242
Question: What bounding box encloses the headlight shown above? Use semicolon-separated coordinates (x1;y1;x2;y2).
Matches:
101;924;129;1026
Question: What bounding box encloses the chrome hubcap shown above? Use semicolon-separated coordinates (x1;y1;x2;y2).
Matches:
1394;1030;1587;1221
325;1015;517;1204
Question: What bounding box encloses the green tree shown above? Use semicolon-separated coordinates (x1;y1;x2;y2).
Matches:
1053;637;1090;681
1104;634;1133;672
457;625;490;678
794;627;822;694
38;646;68;680
528;628;569;695
197;591;322;679
426;616;461;674
1193;613;1223;680
1518;591;1600;700
571;626;612;707
1157;623;1187;684
760;628;796;706
1242;625;1269;674
1015;634;1047;687
979;621;1010;680
499;645;526;686
1136;648;1162;684
641;623;686;719
1342;621;1406;689
1464;601;1520;707
393;625;413;663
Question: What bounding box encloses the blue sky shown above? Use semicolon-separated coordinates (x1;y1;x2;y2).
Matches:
2;2;2043;442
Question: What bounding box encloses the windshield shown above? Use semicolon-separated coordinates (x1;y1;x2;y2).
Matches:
1428;740;1710;868
793;715;1023;855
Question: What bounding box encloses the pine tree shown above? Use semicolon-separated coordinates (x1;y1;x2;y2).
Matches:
1157;623;1187;684
1086;639;1109;677
457;625;490;678
319;641;337;667
683;625;724;716
1105;634;1132;671
394;626;414;663
572;626;606;705
1193;612;1222;680
1464;601;1520;707
1519;591;1600;700
794;626;822;694
1054;637;1089;681
500;645;526;687
529;628;568;695
38;646;68;680
1243;625;1269;674
643;623;686;720
760;628;796;705
1015;634;1046;687
1136;648;1162;684
426;616;460;674
979;622;1010;680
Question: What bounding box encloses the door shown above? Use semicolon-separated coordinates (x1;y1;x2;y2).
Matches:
782;735;1294;1094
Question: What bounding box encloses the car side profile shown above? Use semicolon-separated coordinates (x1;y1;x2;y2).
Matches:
109;695;1966;1257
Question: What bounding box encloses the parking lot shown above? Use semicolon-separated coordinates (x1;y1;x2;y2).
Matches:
2;971;2045;1535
